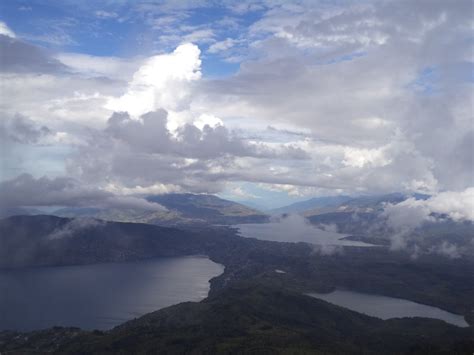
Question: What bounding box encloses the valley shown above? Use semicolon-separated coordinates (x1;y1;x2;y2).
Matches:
2;2;472;352
1;206;473;353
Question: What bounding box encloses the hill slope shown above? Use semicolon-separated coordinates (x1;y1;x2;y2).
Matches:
1;215;473;353
272;193;430;217
0;215;205;268
147;193;268;224
1;283;472;354
270;195;352;215
54;193;268;226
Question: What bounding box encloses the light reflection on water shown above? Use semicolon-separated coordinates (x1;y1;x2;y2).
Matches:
307;289;469;327
235;215;375;247
0;256;223;331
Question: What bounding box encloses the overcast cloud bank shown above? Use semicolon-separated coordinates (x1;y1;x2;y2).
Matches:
0;1;472;217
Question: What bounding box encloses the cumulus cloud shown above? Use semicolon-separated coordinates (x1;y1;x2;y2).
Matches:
382;188;474;252
419;188;474;221
103;109;262;159
342;146;390;168
199;0;473;194
0;21;15;38
105;43;201;121
64;108;310;195
0;115;52;144
0;0;472;211
384;188;474;225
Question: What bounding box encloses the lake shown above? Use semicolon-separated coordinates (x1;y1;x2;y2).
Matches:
235;215;374;247
0;256;224;331
307;290;469;327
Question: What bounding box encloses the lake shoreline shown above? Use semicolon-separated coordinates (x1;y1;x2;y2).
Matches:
307;289;469;328
0;255;224;332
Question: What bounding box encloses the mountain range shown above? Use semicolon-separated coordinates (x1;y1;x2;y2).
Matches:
270;195;353;214
53;193;268;226
48;192;430;229
272;193;430;216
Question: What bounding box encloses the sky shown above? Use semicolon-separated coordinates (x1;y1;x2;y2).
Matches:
0;0;472;210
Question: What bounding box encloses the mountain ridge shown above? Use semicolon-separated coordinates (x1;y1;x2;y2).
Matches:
53;193;268;226
271;193;431;216
270;195;352;214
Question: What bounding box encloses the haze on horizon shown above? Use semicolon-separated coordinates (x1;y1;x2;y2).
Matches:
0;0;472;216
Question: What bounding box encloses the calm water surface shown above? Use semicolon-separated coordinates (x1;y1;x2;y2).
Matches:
308;290;469;327
235;215;374;247
0;256;223;331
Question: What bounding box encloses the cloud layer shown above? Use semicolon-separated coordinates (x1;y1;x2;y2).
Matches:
0;1;472;212
0;174;165;211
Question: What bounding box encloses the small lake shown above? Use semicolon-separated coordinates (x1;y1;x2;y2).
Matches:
235;215;374;247
0;256;223;331
307;290;469;327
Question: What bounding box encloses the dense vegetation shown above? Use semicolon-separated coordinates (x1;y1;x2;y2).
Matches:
2;282;473;354
1;215;473;353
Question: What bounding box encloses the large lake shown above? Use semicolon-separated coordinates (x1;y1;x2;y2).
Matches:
307;290;469;327
235;215;374;247
0;256;223;331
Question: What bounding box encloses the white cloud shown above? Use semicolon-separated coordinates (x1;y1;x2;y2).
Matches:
182;29;215;44
208;38;237;53
0;1;472;213
382;188;474;251
104;182;181;196
0;72;118;130
354;117;392;129
419;188;474;221
105;43;201;120
222;185;259;200
197;0;472;195
55;53;142;81
342;146;390;168
95;10;118;19
0;21;16;38
194;113;223;130
385;188;474;224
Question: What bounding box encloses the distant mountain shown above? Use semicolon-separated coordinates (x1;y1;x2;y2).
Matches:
0;207;42;218
272;193;431;217
305;205;474;257
228;199;269;212
270;195;352;215
147;193;268;224
303;192;430;216
54;193;268;226
329;193;407;211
